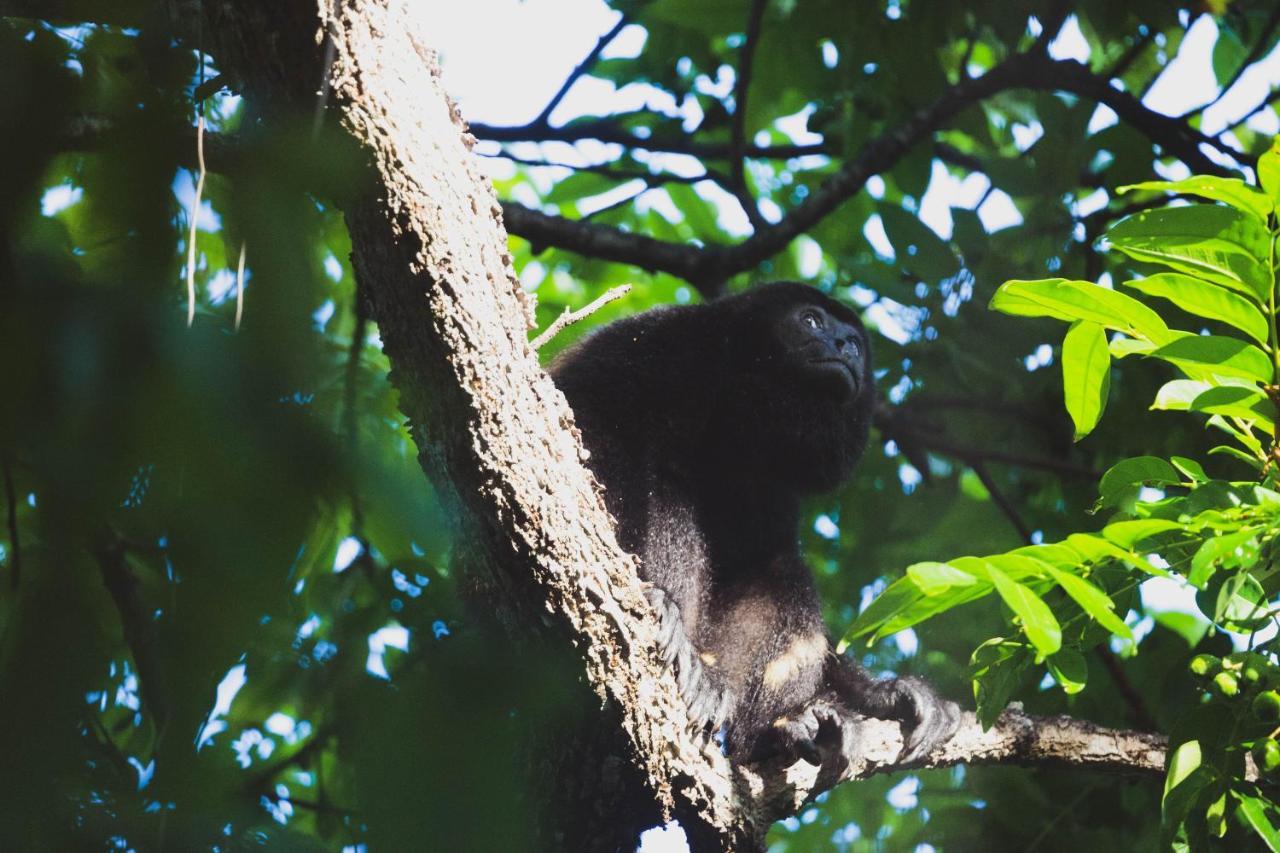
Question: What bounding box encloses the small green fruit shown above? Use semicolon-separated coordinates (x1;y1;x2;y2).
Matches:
1213;671;1240;698
1252;737;1280;775
1189;654;1221;678
1253;691;1280;723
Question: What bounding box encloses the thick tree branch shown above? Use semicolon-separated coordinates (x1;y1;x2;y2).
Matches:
750;707;1166;816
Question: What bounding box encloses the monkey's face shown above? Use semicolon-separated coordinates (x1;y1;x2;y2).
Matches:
774;301;870;400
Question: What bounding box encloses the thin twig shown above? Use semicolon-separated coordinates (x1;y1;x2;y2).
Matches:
483;150;733;188
970;460;1034;543
531;284;632;350
234;240;247;330
534;14;629;126
1095;645;1158;731
728;0;769;232
3;454;19;590
185;114;207;327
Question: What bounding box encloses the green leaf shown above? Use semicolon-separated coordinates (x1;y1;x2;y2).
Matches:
1099;456;1180;502
1152;379;1213;411
1188;529;1259;588
1046;647;1088;694
906;561;982;595
969;637;1030;729
1197;571;1269;631
1188;386;1276;433
1107;204;1272;301
1147;335;1273;384
1065;532;1171;576
1101;518;1183;548
1044;565;1134;639
1209;444;1265;471
1061;321;1110;440
990;278;1171;342
843;576;925;643
986;563;1061;656
1164;739;1203;804
1233;792;1280;852
1170;456;1208;483
1122;273;1270;345
1110;336;1159;358
1118;178;1273;221
1260;138;1280;207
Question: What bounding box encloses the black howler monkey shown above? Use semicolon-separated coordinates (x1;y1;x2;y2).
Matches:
550;282;959;767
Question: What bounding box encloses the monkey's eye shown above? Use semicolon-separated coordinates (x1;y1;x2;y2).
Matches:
800;311;823;330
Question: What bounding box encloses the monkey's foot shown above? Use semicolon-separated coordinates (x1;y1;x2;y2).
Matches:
644;585;734;729
751;699;856;778
863;676;961;763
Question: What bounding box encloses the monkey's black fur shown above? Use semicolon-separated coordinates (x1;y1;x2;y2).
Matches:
550;282;959;768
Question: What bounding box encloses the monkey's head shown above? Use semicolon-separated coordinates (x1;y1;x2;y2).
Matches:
714;282;874;493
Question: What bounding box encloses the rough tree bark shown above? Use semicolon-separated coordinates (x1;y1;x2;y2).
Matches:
2;1;1176;850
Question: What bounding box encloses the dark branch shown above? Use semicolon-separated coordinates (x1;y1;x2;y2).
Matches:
482;150;732;188
534;14;629;127
92;535;168;729
727;0;769;232
1180;3;1280;121
970;460;1034;543
472;115;829;160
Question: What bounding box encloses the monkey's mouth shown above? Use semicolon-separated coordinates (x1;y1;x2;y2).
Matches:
809;358;860;393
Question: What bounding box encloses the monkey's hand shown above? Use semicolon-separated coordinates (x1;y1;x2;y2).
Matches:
860;676;961;763
644;585;734;729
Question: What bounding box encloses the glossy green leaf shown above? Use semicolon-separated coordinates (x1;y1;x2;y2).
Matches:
1110;336;1159;358
906;561;982;595
1208;444;1265;470
1188;529;1259;588
843;576;925;643
1043;565;1133;639
986;563;1061;656
1188;386;1276;432
1101;518;1183;548
1152;379;1213;410
1234;792;1280;852
1165;740;1203;797
1046;647;1087;694
1170;456;1208;483
1107;204;1272;301
1099;456;1179;500
969;637;1029;729
1061;321;1110;440
1122;273;1269;344
1260;138;1280;207
1147;335;1272;384
990;278;1171;342
1118;177;1272;221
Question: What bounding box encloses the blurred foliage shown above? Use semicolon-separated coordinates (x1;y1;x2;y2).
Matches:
1;1;1279;850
